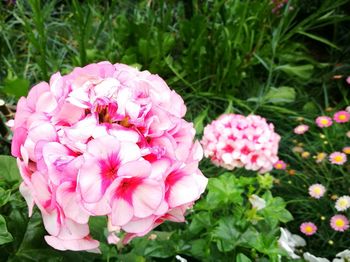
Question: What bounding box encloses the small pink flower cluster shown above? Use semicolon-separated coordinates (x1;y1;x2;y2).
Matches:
201;114;280;173
11;62;208;251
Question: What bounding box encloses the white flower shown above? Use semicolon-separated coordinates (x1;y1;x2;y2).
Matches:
335;196;350;211
175;255;187;262
278;228;306;259
249;194;266;210
333;249;350;262
304;252;330;262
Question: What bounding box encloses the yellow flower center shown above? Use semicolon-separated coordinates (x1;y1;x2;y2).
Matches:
338;199;348;208
320;119;329;125
275;163;282;169
313;188;322;195
305;226;314;233
338;114;346;120
335;219;345;227
334;155;344;163
343;148;350;154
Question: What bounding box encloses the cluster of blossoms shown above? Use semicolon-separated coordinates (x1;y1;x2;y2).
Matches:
301;183;350;235
11;62;208;251
201;114;280;173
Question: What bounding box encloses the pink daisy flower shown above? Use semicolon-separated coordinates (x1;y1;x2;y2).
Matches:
300;222;317;236
274;160;286;170
329;152;347;165
334;111;350;123
308;184;326;199
330;215;349;232
315;116;332;128
343;146;350;155
293;124;309;135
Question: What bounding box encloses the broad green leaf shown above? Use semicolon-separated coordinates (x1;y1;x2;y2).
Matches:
88;216;107;241
264;86;296;104
2;78;29;98
190;239;209;259
189;212;211;235
212;217;241;252
275;64;314;80
0;187;11;207
0;155;21;183
236;253;252;262
206;175;243;209
0;214;13;245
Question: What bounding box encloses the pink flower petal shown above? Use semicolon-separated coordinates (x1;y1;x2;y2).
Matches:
111;197;134;226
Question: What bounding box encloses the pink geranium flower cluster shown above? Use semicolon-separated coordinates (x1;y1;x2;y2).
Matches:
11;62;208;251
201;114;280;173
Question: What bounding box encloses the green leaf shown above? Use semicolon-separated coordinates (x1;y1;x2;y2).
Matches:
275;64;314;80
297;31;339;50
206;175;244;209
236;253;252;262
88;216;107;241
0;215;13;245
193;108;208;135
2;78;29;99
212;217;241;252
0;156;21;183
261;191;293;228
0;187;12;207
189;212;211;235
264;86;296;105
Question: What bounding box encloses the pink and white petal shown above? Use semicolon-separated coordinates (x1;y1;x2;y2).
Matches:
31;171;51;205
53;102;85;125
35;91;58;113
132;180;163;218
108;128;139;143
107;232;120;245
26;82;50;111
86;136;120;159
166;175;201;208
78;161;104;203
58;218;89;240
42;209;60;237
82;195;111;216
19;182;35;217
56;182;90;224
122;216;155;234
11;127;28;157
44;235;100;252
117;161;151;178
149;158;172;180
118;142;141;163
110;198;134;226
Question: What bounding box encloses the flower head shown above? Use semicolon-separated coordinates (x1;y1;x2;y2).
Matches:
343;146;350;154
294;124;309;135
249;194;266;210
201;114;280;173
316;152;327;163
274;160;286;170
300;222;317;236
315;116;332;128
334;111;350;123
335;196;350;212
329;152;347;165
11;62;207;251
308;184;326;199
330;215;349;232
347;131;350;138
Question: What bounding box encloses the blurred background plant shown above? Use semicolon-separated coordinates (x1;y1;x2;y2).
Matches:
1;0;350;261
